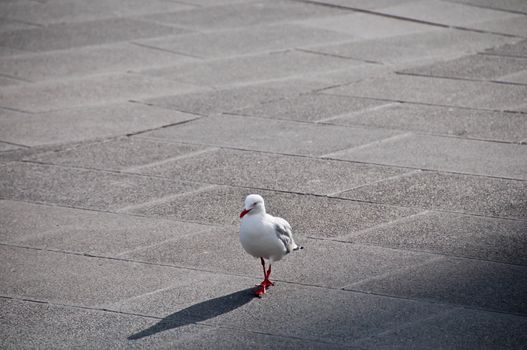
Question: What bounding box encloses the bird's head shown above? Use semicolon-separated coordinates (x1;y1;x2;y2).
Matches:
240;194;265;218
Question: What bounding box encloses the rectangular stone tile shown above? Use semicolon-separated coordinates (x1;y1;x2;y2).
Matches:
0;0;195;25
327;102;527;143
337;171;527;219
24;137;207;171
444;0;527;15
121;225;436;288
400;54;527;81
0;200;211;256
114;277;447;346
0;245;196;307
298;29;516;65
0;142;22;152
232;93;387;122
136;23;354;59
141;0;344;31
325;73;527;110
0;103;200;146
353;307;527;350
0;43;196;82
127;186;422;237
135;148;410;195
0;298;205;349
485;39;527;58
500;70;527;84
471;16;527;37
380;0;518;27
143;79;327;116
142;114;400;156
0;18;189;52
142;50;361;87
0;73;201;113
344;210;527;265
327;133;527;180
0;162;205;211
299;12;437;39
308;0;417;9
347;257;527;314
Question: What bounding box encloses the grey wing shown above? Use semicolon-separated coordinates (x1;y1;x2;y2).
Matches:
273;217;296;253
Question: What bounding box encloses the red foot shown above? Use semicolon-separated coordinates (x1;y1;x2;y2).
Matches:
254;285;266;297
260;279;274;288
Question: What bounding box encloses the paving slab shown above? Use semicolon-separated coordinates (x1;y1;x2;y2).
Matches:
0;162;205;211
400;54;527;81
379;0;518;27
141;0;345;31
327;133;527;180
0;43;196;82
308;0;416;9
0;142;22;152
0;103;200;146
337;170;527;219
447;0;527;14
470;16;527;37
0;0;195;25
343;210;527;265
500;70;527;84
0;200;212;256
485;39;527;58
136;23;354;59
0;245;196;307
0;298;209;349
133;147;411;195
353;307;527;349
126;185;422;237
142;114;400;156
0;73;201;113
120;225;436;288
142;49;362;87
347;256;527;314
24;137;207;171
142;79;327;116
325;73;527;110
298;12;437;39
0;18;189;52
326;102;527;142
117;279;448;346
232;93;388;122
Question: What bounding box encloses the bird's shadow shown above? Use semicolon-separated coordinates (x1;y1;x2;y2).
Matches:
128;288;256;340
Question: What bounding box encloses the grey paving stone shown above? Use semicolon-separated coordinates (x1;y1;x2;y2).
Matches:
0;19;39;33
0;45;27;57
308;0;416;9
0;0;195;25
0;73;201;113
327;102;527;143
299;12;437;39
304;64;393;86
471;16;527;37
142;50;361;87
327;133;527;180
127;185;422;237
0;245;196;306
0;142;21;152
344;210;527;265
142;114;400;156
380;0;518;27
0;18;189;52
325;73;527;110
500;70;527;84
0;43;196;82
448;0;527;14
0;200;211;256
121;225;436;288
0;298;209;349
347;257;527;314
142;79;327;116
232;93;387;122
401;54;527;81
337;171;527;219
24;137;206;171
135;147;410;195
485;39;527;58
141;0;345;31
0;162;205;211
353;307;527;349
0;103;200;146
116;279;448;345
136;23;354;59
0;76;23;86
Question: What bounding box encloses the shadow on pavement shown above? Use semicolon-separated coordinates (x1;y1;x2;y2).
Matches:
128;288;256;340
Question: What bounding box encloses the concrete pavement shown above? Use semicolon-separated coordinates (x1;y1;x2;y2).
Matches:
1;0;526;348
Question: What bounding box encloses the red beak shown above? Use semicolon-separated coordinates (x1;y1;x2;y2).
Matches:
240;208;251;218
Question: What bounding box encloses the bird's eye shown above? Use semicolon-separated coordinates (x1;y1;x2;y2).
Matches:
253;202;258;206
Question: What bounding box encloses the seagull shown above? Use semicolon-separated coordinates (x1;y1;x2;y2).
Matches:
239;194;303;296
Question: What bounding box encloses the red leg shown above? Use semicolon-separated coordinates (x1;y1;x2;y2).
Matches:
262;265;274;288
254;258;267;296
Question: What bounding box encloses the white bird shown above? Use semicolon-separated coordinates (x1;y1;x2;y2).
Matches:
239;194;303;296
